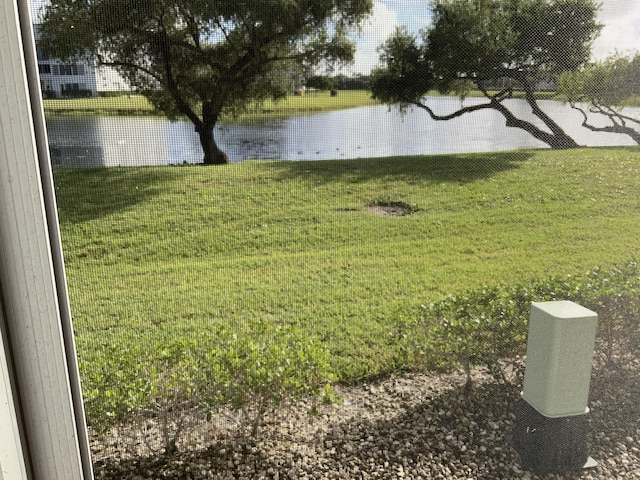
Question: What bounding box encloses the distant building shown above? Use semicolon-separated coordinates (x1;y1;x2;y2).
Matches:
34;24;98;98
95;66;131;93
536;77;556;91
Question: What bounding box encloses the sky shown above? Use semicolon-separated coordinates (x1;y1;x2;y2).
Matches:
349;0;640;74
30;0;640;76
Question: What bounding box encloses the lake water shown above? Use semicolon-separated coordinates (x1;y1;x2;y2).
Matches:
46;97;638;167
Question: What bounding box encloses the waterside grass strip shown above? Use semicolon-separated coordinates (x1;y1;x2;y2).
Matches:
43;90;378;119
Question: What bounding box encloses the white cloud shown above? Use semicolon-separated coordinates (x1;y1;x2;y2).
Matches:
351;0;640;73
592;0;640;59
31;0;634;76
349;0;434;74
350;1;401;74
382;0;431;34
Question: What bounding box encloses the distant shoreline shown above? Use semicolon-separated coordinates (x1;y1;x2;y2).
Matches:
42;90;378;121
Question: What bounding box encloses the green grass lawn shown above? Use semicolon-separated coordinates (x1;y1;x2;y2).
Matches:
54;147;640;419
43;90;377;119
44;95;157;116
42;89;561;118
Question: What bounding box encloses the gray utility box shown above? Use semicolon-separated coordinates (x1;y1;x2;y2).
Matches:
522;301;598;417
509;301;598;474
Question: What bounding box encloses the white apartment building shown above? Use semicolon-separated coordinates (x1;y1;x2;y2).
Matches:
34;24;98;97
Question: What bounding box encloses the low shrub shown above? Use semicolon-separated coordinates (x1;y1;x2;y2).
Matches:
82;262;639;446
208;326;336;437
82;325;335;449
403;261;640;386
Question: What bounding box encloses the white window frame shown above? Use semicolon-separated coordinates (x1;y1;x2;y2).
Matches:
0;305;29;480
0;0;92;478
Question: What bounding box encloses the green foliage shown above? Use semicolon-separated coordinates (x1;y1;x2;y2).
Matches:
331;73;370;90
40;0;373;162
558;53;640;107
427;0;515;84
56;147;640;395
43;90;377;119
82;325;335;440
557;52;640;144
506;0;601;73
403;262;640;385
305;75;334;91
370;27;434;106
413;284;530;384
213;327;336;436
81;338;209;431
371;0;601;149
372;0;601;103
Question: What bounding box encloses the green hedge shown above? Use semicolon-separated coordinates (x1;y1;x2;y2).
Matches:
83;324;335;444
402;261;640;385
83;261;639;445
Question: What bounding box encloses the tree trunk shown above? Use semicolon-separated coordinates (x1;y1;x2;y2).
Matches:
414;80;581;150
490;98;580;150
520;82;580;149
480;75;580;150
197;102;230;165
197;124;229;165
416;97;581;150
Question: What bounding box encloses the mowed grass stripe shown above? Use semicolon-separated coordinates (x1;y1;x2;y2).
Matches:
54;147;640;383
44;90;377;118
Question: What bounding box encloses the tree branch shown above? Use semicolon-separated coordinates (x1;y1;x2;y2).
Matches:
571;102;640;145
404;92;578;149
153;24;202;128
593;104;640;127
97;58;162;83
410;97;496;121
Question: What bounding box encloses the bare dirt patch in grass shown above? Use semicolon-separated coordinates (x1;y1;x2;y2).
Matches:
367;201;416;216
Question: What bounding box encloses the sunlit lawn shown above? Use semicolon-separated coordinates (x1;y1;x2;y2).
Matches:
54;147;640;385
42;89;566;118
43;90;377;119
44;94;156;115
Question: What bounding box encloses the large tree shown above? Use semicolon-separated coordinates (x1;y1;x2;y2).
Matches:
370;0;602;150
40;0;372;164
558;53;640;144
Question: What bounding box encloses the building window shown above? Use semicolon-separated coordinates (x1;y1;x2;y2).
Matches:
38;64;51;74
57;64;87;76
59;64;74;75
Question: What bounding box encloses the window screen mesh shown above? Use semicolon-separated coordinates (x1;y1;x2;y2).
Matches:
30;0;639;477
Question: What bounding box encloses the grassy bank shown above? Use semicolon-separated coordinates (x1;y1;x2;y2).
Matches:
44;94;157;116
42;89;565;119
54;147;640;421
43;90;377;119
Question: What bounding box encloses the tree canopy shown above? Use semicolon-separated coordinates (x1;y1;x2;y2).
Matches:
371;0;602;150
40;0;373;164
558;53;640;144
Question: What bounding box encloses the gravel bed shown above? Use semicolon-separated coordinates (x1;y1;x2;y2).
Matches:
92;359;639;479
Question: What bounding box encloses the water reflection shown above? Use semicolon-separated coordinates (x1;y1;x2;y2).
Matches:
47;117;199;167
46;97;638;167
